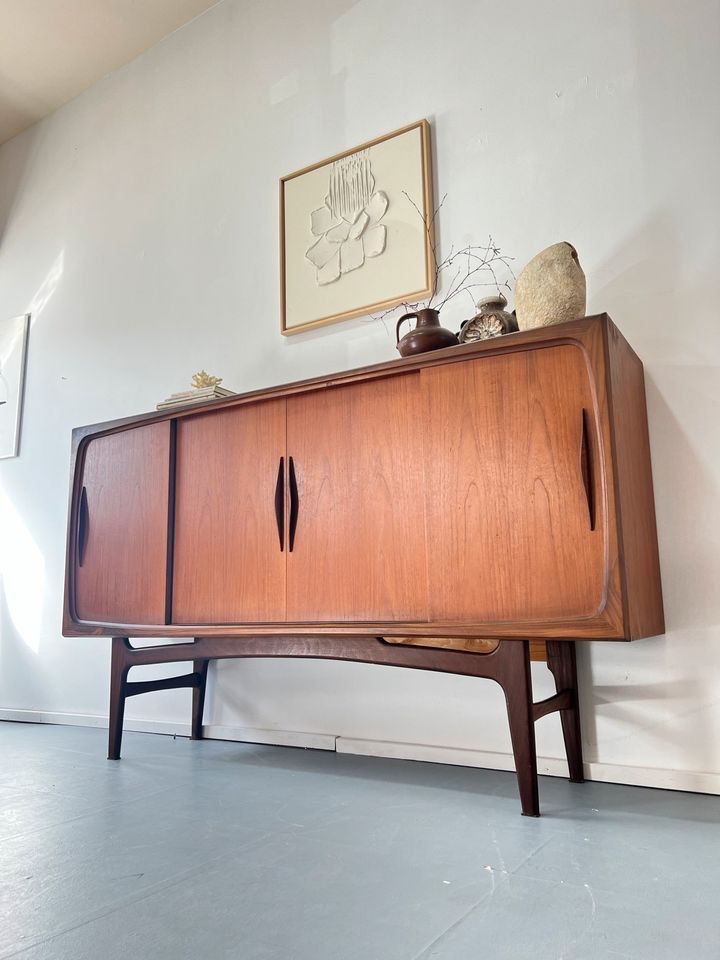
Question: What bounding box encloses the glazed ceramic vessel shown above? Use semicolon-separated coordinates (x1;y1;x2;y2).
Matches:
396;308;459;357
459;293;518;342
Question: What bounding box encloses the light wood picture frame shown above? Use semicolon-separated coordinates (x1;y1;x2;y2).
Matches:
0;313;30;459
280;119;434;336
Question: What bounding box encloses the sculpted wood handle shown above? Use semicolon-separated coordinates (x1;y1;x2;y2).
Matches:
288;456;299;552
77;486;89;567
274;457;285;551
580;409;596;531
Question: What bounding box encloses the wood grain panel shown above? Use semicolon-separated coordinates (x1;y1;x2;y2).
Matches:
286;374;428;622
422;345;607;623
75;422;170;624
529;640;548;662
172;400;286;623
63;316;661;642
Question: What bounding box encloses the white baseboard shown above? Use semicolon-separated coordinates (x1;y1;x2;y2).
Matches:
0;709;335;750
0;708;191;737
2;709;718;795
336;736;720;795
205;724;336;750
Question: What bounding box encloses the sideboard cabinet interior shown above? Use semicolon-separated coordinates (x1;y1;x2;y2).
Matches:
63;315;664;816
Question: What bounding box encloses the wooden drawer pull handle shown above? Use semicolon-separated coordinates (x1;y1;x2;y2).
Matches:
580;409;596;532
77;486;89;567
288;456;299;552
274;457;285;551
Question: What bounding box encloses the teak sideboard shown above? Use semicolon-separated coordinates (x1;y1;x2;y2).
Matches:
62;315;664;816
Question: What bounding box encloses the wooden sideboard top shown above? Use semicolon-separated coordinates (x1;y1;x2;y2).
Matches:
71;314;626;443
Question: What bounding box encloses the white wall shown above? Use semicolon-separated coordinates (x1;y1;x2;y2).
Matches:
1;0;719;793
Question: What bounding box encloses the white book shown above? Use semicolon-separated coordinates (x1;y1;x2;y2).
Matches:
157;386;236;410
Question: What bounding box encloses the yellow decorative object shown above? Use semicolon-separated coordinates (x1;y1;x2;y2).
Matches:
191;370;223;389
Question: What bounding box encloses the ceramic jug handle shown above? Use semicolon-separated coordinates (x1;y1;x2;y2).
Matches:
396;312;417;344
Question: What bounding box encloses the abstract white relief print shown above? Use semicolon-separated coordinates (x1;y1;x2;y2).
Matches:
281;120;432;333
305;149;388;285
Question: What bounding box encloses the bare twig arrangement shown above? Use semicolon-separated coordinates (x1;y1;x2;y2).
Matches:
373;192;514;324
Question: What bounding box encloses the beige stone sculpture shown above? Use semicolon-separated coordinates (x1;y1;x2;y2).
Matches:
514;242;586;330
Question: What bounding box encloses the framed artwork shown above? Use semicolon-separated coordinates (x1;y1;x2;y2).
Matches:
0;314;30;459
280;119;434;335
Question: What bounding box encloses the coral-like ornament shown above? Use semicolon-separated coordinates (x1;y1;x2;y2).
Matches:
191;371;223;389
306;150;388;285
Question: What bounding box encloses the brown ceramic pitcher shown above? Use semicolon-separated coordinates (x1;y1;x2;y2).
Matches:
396;308;459;357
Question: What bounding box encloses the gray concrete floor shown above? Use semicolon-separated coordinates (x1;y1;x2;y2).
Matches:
0;722;718;960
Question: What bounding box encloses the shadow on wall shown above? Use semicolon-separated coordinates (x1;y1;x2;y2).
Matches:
0;125;38;248
578;202;720;772
589;211;685;331
592;679;699;705
644;375;720;632
578;362;720;770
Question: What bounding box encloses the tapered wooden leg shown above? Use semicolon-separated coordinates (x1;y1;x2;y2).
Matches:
546;640;584;783
191;659;210;740
499;641;540;817
108;637;130;760
101;635;568;817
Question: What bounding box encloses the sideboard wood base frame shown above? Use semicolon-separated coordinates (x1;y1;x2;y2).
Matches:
107;636;583;817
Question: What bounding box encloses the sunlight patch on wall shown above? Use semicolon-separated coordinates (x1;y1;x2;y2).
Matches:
0;487;45;653
29;249;64;320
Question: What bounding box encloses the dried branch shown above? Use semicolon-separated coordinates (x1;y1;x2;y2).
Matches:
402;190;447;299
371;193;514;326
435;238;514;312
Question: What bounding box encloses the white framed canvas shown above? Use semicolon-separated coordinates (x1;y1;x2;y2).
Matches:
0;314;30;459
280;119;434;335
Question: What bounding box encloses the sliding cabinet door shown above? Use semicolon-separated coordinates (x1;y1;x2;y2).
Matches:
422;345;608;624
172;400;286;623
286;374;428;623
74;422;171;624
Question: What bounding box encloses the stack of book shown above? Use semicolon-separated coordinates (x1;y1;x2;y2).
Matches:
156;385;235;411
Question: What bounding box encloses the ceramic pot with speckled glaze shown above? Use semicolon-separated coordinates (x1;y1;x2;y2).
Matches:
459;293;518;342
